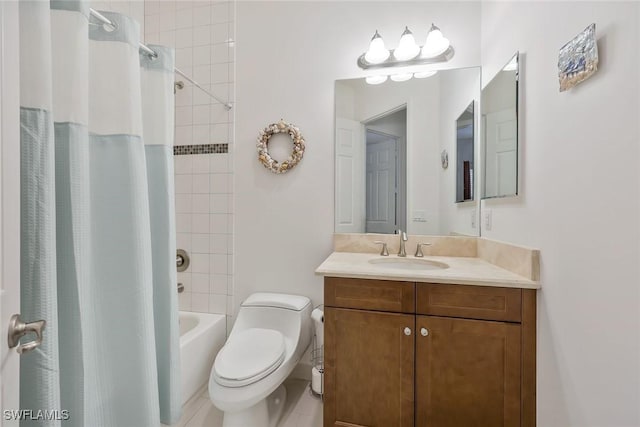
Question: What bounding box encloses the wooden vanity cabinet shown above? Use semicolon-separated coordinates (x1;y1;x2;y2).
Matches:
324;277;536;427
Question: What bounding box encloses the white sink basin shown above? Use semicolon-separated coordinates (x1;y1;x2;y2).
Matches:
368;257;449;270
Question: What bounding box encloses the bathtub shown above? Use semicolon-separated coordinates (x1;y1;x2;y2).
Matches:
179;311;227;404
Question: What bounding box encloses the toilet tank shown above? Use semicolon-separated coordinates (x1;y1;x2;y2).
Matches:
231;293;312;358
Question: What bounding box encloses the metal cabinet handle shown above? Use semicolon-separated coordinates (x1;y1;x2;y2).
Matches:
7;314;46;354
421;327;429;337
404;327;412;336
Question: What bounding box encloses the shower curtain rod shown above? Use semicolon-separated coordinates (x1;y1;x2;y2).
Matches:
89;8;233;111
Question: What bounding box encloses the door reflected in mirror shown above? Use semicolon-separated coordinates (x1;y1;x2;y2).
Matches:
456;102;474;203
482;53;519;199
335;67;481;236
364;108;407;233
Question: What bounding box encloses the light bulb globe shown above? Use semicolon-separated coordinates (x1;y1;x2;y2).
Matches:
414;70;438;79
364;31;390;64
393;27;420;61
422;24;450;58
365;75;388;85
390;73;413;82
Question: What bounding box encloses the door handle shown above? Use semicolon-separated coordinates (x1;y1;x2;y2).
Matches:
7;314;46;354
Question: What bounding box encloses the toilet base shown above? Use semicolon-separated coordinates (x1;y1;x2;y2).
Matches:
222;385;287;427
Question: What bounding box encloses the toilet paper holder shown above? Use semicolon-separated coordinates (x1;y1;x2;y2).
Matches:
311;305;324;398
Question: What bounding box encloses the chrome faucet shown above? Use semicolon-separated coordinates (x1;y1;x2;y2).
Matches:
398;229;408;257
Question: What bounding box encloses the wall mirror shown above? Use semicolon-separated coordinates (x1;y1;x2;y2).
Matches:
334;67;481;236
482;53;519;199
455;102;475;203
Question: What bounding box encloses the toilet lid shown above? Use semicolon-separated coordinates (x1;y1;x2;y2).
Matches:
214;328;286;387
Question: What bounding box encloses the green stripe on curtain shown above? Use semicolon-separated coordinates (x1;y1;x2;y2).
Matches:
20;107;61;427
53;121;89;427
145;145;181;424
86;133;160;426
141;44;181;424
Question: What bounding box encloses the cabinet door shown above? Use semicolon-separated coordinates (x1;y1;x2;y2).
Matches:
416;316;521;427
324;307;415;427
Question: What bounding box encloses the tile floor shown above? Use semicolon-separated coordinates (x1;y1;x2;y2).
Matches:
165;379;322;427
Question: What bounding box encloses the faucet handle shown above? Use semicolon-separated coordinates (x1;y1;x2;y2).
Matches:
373;241;389;256
415;242;432;258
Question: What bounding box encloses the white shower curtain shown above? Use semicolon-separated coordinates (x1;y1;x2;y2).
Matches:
19;1;180;425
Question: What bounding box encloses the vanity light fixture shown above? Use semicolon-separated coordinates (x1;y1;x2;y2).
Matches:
357;24;454;70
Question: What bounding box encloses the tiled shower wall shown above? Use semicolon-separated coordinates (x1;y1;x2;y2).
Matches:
144;0;236;316
173;151;234;315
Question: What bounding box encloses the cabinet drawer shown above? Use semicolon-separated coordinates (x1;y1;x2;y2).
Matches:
417;283;521;322
325;277;415;313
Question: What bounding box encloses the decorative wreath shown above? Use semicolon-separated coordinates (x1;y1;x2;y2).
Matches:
256;119;306;174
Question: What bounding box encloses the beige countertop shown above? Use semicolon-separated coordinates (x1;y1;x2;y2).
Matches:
315;252;541;289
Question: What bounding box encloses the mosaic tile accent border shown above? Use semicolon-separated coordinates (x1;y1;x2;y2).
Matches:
173;143;228;155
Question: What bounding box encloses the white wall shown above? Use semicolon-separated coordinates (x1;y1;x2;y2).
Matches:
481;2;640;426
235;1;481;315
335;80;355;121
438;67;481;236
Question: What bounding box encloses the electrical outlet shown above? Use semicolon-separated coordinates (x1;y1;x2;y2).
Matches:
470;209;476;229
483;209;492;231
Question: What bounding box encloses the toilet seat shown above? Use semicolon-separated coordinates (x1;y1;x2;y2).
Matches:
213;328;286;388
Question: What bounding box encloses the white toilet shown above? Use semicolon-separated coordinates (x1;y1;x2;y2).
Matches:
209;292;312;427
